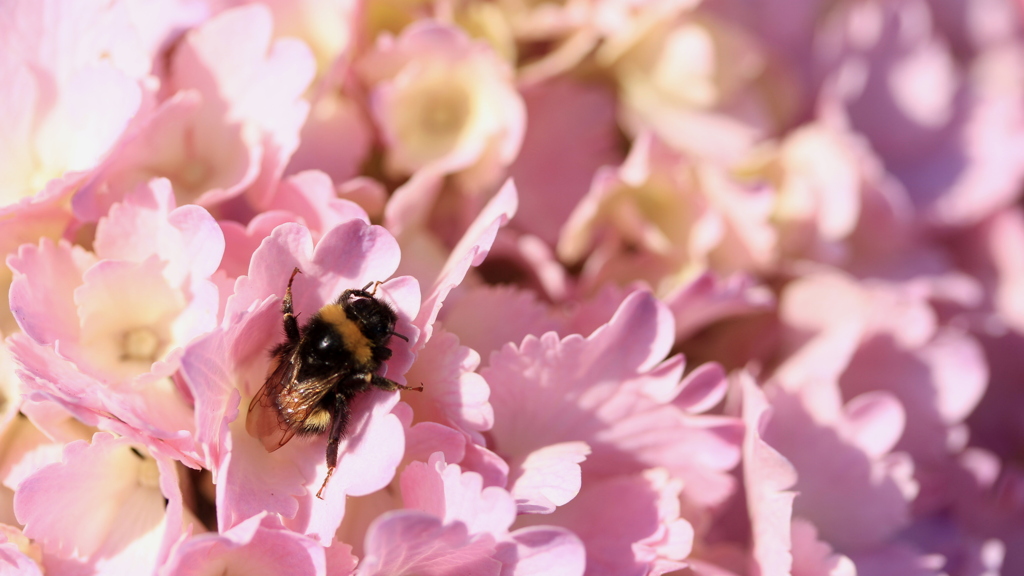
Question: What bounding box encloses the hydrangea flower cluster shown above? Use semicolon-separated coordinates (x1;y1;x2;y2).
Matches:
1;0;1024;574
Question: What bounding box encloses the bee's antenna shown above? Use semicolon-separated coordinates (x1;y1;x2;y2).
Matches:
392;331;409;342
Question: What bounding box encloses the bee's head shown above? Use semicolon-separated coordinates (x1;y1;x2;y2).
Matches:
347;296;400;346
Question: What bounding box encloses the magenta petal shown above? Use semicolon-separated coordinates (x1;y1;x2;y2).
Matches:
358;510;501;576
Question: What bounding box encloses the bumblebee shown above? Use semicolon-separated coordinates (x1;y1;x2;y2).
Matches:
247;267;421;499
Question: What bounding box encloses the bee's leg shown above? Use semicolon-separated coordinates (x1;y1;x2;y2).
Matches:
338;281;383;303
370;374;424;392
283;267;301;342
317;393;350;500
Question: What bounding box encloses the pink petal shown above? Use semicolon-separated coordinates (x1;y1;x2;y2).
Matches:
401;453;517;538
663;272;774;341
524;470;694;576
14;433;182;572
484;290;741;508
358;511;501;576
509;79;623;246
161;513;335;576
93;179;225;285
741;373;798;576
437;285;560;367
7;239;94;345
761;385;914;550
0;525;42;576
502;526;586;576
402;328;493;442
77;89;261;215
508;442;590;514
790;519;857;576
265;170;370;237
413;179;518;346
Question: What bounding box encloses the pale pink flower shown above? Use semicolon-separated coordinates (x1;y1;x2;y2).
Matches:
179;219;417;543
401;328;493;444
0;337;19;440
355;452;584;576
358;21;525;188
483;290;741;514
438;284;561;368
0;0;143;208
250;0;373;184
0;406;73;528
13;433;184;576
286;87;373;186
597;6;776;162
75;4;316;215
516;468;694;576
219;170;369;280
160;512;354;576
0;193;73;335
408;179;518;346
558;133;776;294
8;179;222;464
777;272;988;464
816;0;1024;226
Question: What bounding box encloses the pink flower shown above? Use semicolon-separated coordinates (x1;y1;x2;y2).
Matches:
160;513;353;576
738;372;857;576
559;133;776;294
179;219;417;543
74;4;316;216
481;290;738;570
8;179;222;465
358;21;525;187
816;0;1024;226
0;0;143;208
597;5;775;162
14;433;184;575
516;468;694;576
355;452;584;576
0;524;43;575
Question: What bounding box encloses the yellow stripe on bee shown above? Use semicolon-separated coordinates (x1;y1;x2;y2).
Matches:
302;408;332;434
318;304;373;364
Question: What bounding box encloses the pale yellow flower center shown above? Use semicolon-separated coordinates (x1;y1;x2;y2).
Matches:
121;327;162;362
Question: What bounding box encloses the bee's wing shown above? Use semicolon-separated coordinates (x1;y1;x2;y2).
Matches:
247;353;299;452
247;348;340;452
